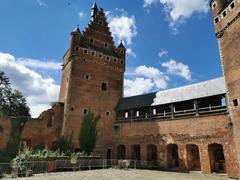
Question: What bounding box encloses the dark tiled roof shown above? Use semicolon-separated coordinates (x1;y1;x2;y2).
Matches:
116;92;156;111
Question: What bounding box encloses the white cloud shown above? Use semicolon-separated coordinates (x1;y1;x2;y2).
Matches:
126;48;137;58
36;0;47;7
0;52;60;118
158;49;168;57
135;65;168;89
144;0;209;29
161;59;192;80
17;58;61;70
124;65;169;97
124;78;154;97
144;0;159;7
107;11;137;45
79;11;86;19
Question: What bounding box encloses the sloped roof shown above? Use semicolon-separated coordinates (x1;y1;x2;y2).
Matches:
116;77;226;111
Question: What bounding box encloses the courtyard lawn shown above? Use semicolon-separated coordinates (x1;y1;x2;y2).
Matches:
17;169;230;180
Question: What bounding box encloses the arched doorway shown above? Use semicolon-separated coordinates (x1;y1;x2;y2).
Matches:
131;144;141;160
167;144;179;168
208;143;226;173
186;144;201;171
117;145;126;160
147;144;157;161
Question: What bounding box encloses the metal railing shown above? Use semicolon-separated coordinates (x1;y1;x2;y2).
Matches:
0;159;161;178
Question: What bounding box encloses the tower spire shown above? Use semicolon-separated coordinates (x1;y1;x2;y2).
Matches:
91;2;98;19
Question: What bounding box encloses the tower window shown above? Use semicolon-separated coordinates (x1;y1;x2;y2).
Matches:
107;56;110;60
90;39;94;43
125;112;128;118
106;111;110;116
76;46;79;51
121;60;124;64
215;17;219;23
83;109;88;114
84;74;91;80
101;82;108;91
233;99;238;107
77;36;80;40
92;52;95;56
230;3;235;9
84;49;88;54
114;58;117;63
105;43;108;48
99;54;102;58
222;11;227;18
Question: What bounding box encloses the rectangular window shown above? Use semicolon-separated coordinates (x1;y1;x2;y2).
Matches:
101;83;108;91
83;109;88;114
153;109;156;115
233;99;238;107
136;111;139;117
125;112;128;118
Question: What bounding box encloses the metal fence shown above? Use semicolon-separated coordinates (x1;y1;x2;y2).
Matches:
0;159;161;178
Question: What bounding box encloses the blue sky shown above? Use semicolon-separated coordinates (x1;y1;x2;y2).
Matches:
0;0;222;117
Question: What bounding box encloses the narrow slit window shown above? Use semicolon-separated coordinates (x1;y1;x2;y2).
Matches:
83;109;88;114
233;99;238;107
101;82;108;91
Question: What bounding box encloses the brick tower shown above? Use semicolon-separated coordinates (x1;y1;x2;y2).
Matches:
58;3;126;156
210;0;240;175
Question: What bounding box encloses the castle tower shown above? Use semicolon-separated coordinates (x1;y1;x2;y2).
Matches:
210;0;240;176
58;3;125;155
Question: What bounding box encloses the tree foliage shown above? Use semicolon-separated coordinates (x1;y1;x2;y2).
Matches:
79;111;99;155
0;71;30;162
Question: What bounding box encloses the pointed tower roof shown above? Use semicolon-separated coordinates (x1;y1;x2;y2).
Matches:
118;40;126;49
71;25;81;34
92;2;98;10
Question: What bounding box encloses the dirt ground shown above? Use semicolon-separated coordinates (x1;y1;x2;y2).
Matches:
16;169;232;180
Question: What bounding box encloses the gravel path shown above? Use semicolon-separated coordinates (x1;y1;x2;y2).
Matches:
16;169;231;180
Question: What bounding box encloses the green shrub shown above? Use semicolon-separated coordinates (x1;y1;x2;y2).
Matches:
79;111;99;155
52;133;73;153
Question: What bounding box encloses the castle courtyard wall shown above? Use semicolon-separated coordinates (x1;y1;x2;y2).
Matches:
114;114;239;177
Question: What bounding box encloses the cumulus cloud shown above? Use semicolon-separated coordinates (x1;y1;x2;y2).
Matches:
124;59;192;97
162;59;192;80
124;65;169;97
144;0;209;29
158;49;168;57
36;0;47;7
0;52;60;118
124;78;154;97
126;48;137;58
79;11;86;19
17;58;61;70
107;11;137;45
136;65;169;89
